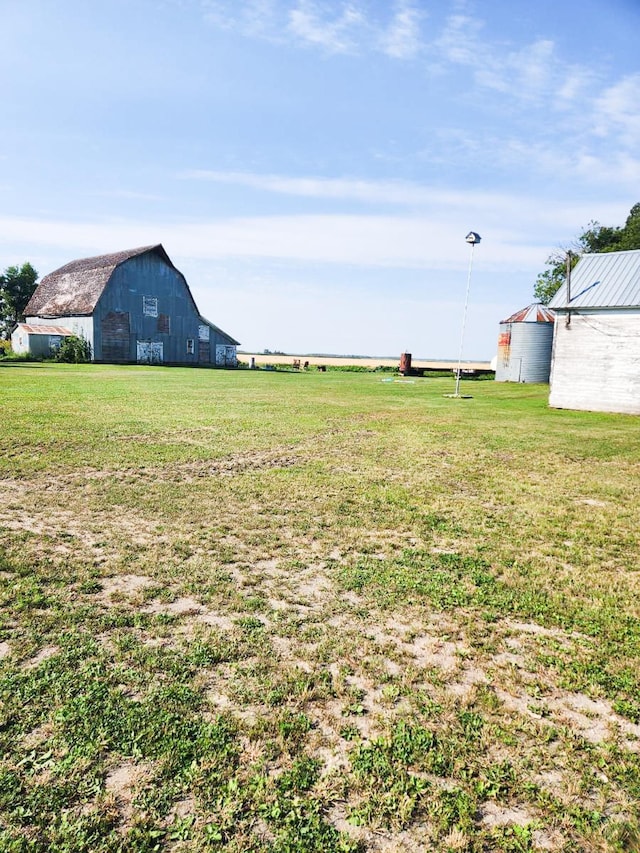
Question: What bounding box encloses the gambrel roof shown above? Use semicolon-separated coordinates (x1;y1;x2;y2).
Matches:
549;249;640;310
25;245;182;317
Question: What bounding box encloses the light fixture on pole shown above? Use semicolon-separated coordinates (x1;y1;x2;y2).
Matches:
451;231;481;398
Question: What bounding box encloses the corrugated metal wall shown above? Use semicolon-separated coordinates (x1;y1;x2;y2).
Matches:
495;321;554;383
95;253;199;363
549;310;640;414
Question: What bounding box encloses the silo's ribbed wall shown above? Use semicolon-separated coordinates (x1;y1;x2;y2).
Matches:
495;321;554;382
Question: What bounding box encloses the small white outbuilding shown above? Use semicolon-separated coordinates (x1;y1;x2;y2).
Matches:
11;323;73;358
548;249;640;414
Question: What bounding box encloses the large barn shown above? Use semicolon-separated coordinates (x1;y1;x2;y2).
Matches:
548;249;640;414
22;245;239;366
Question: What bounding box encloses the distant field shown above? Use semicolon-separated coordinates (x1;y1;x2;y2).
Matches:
239;353;492;370
1;363;639;852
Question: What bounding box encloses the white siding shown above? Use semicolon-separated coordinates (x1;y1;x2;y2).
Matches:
10;327;29;354
25;315;94;355
549;310;640;414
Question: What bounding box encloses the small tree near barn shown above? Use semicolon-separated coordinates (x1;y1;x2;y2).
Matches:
0;262;39;339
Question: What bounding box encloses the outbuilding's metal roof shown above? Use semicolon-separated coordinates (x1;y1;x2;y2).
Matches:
549;249;640;310
501;303;555;324
14;323;73;336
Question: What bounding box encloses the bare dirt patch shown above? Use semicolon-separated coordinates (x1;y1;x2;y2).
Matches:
23;645;59;669
97;574;154;602
105;762;153;826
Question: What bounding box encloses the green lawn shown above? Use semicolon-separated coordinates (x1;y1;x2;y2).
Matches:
1;363;639;852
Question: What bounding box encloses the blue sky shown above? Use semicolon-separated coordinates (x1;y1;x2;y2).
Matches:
2;0;639;358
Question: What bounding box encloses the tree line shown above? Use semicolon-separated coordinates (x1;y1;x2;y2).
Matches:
534;202;640;304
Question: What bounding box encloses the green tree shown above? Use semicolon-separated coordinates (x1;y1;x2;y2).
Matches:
0;262;39;338
533;253;578;305
617;202;640;250
533;203;640;304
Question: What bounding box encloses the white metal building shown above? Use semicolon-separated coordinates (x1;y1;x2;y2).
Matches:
11;323;73;357
548;249;640;414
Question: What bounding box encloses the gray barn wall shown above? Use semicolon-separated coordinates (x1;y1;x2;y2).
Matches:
549;310;640;414
94;253;200;363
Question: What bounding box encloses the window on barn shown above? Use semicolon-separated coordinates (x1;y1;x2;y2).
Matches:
158;314;170;334
186;339;195;355
143;296;158;317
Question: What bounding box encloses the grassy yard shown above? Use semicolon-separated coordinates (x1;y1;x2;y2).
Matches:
0;363;639;852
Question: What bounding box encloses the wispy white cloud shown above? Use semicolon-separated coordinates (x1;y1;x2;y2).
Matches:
193;0;611;130
199;0;277;33
179;169;443;203
593;73;640;145
2;182;627;277
379;1;424;60
180;169;567;215
288;1;367;54
198;0;429;59
95;189;166;202
0;211;546;272
481;135;640;191
434;12;483;67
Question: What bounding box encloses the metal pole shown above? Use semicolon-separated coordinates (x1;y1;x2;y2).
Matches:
454;240;476;396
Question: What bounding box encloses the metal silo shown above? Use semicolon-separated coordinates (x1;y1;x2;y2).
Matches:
495;303;555;383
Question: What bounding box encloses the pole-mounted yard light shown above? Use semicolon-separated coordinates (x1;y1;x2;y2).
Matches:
451;231;481;398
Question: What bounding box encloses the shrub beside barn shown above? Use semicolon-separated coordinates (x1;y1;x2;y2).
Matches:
22;245;239;366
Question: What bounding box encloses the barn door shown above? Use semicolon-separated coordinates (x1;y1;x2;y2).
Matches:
215;345;236;366
102;311;130;362
136;341;164;364
137;341;151;364
198;324;210;363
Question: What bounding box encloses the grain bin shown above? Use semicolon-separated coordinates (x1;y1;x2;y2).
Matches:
495;303;555;383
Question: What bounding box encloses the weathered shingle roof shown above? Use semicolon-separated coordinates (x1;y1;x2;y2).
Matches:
25;245;168;316
549;249;640;310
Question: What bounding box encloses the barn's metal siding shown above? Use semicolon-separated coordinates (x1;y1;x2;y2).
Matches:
94;254;202;364
549;309;640;414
